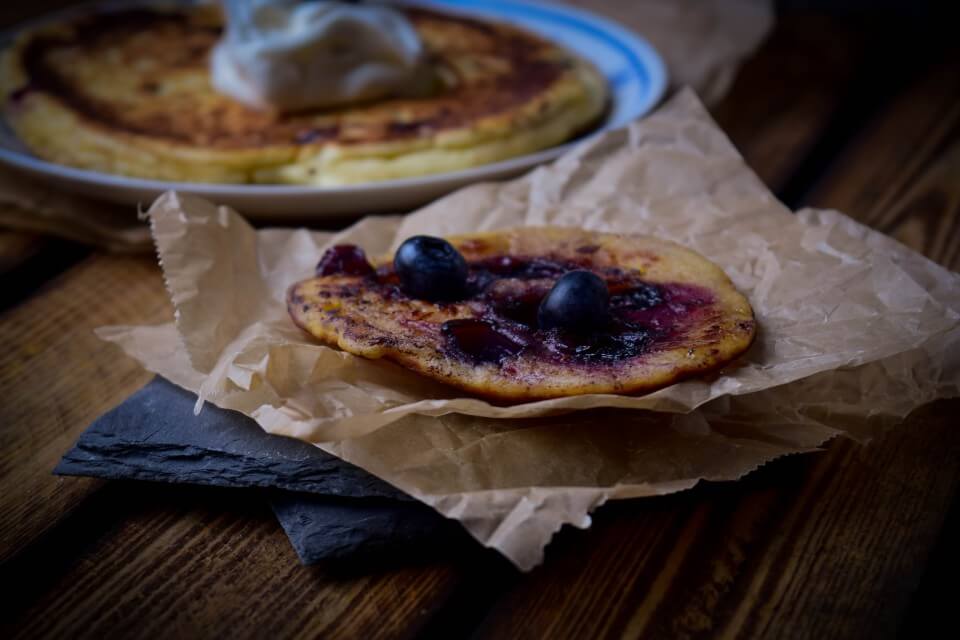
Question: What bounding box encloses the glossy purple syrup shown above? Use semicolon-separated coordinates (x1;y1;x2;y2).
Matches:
614;284;711;334
462;256;573;297
472;255;572;279
316;245;375;277
442;319;527;364
347;253;713;366
440;263;713;365
609;282;663;310
540;321;653;363
481;278;554;326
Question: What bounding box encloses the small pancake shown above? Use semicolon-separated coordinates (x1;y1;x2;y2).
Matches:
288;228;757;401
0;5;607;185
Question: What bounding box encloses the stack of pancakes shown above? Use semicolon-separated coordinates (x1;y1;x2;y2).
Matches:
0;4;608;185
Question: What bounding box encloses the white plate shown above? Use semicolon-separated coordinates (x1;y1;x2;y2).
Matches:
0;0;666;219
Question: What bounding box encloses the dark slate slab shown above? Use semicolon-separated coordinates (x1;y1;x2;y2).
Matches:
55;377;464;564
271;493;472;565
55;377;408;500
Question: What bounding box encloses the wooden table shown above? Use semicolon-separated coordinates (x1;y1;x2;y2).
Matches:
2;4;958;639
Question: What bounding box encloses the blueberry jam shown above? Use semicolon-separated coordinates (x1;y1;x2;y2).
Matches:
609;282;663;310
465;256;573;296
481;278;554;326
541;321;653;363
442;319;527;364
324;249;714;367
441;256;712;366
471;255;571;279
316;245;375;277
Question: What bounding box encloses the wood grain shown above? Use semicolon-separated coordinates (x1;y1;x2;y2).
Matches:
0;230;46;275
473;404;959;640
805;48;960;270
0;236;88;312
710;15;869;192
0;254;169;563
0;482;470;640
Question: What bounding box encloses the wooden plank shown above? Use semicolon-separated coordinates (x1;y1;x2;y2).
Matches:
805;48;960;270
473;34;960;640
0;254;169;564
710;15;869;192
0;235;88;312
0;481;470;640
473;405;959;640
0;230;46;275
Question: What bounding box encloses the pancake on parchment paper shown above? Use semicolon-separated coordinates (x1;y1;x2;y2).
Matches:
288;228;757;401
0;4;608;185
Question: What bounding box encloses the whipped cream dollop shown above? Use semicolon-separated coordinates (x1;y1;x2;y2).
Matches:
211;0;432;112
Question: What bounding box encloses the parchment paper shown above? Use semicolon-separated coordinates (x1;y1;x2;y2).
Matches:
0;0;773;250
98;89;960;569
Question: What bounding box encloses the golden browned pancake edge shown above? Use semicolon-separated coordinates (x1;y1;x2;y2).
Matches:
288;228;757;401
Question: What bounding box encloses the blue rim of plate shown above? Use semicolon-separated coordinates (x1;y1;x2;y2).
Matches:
0;0;667;196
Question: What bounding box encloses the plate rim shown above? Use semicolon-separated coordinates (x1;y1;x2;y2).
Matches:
0;0;667;198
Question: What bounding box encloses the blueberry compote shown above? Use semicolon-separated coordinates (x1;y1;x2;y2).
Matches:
318;245;713;367
441;319;527;364
316;245;374;277
444;256;712;366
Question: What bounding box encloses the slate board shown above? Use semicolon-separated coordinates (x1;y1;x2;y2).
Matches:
55;377;468;564
272;492;470;565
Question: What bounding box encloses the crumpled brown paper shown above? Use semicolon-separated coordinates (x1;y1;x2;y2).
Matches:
0;0;773;250
98;89;960;569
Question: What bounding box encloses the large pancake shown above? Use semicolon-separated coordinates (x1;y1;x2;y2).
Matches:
0;4;608;185
288;228;757;401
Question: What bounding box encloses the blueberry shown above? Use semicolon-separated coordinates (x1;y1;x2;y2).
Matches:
394;235;468;301
316;244;375;277
538;270;611;333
